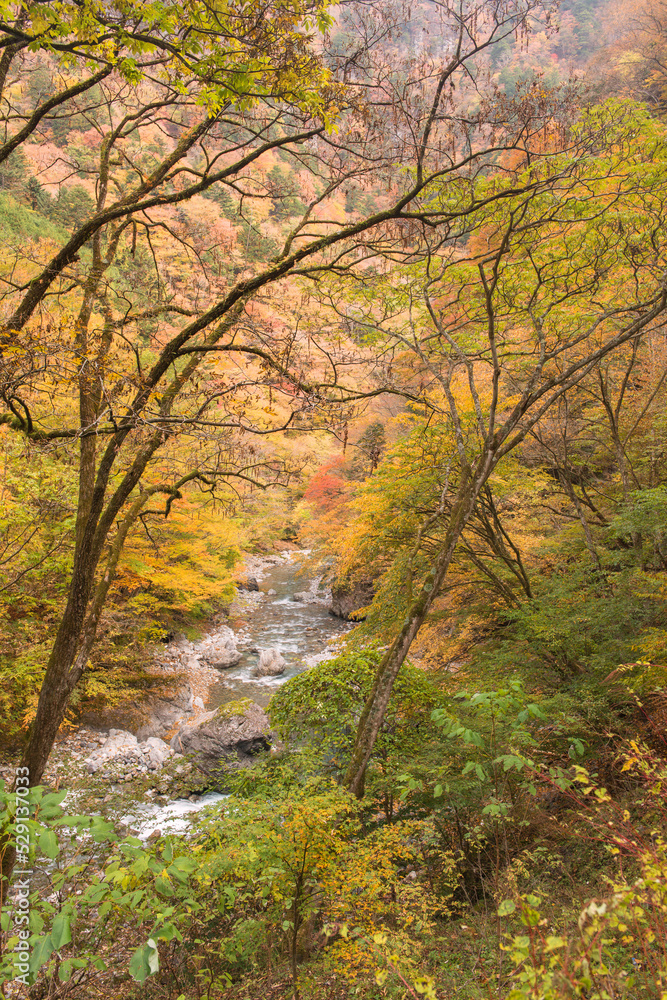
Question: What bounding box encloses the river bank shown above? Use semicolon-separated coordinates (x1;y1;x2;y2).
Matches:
138;548;350;732
0;551;353;836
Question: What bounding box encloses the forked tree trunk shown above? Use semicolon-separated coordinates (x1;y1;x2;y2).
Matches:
344;465;482;797
343;288;667;798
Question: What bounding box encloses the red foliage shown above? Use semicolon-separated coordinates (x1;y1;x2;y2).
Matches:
303;459;350;512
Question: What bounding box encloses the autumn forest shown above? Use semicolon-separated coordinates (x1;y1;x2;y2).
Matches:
1;0;667;996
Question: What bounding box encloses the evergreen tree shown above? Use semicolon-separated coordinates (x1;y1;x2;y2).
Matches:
351;421;386;479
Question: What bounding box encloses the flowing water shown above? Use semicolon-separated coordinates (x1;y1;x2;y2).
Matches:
126;553;351;839
122;792;228;840
206;552;352;710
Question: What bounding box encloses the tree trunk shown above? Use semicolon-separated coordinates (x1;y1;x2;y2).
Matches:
344;466;480;797
18;564;96;787
0;547;96;888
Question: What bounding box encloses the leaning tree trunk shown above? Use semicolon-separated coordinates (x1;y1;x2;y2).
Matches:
344;465;482;797
20;538;101;788
0;538;99;889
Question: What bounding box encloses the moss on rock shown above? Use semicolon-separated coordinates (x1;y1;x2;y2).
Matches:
214;698;255;720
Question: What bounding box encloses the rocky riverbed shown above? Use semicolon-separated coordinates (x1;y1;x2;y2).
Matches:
3;551;354;830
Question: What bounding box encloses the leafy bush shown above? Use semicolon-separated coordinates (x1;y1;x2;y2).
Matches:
0;783;197;992
269;650;440;807
190;782;455;996
501;750;667;999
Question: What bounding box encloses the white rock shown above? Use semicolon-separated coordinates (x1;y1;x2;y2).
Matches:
144;736;171;768
85;731;139;773
253;648;286;677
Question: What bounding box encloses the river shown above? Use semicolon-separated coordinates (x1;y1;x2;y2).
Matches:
206;551;352;710
127;553;352;838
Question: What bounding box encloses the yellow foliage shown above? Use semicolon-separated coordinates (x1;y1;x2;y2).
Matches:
117;500;241;617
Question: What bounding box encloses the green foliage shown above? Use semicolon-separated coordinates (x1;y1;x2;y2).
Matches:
0;193;66;243
48;184;96;231
423;681;549;816
608;485;667;553
0;782;197;990
267;165;308;220
0;0;338;116
190;783;456;993
0;777;458;998
236;217;279;263
270;650;440;772
499;565;667;679
49;109;94;147
560;0;606;58
0;149;29;195
201;182;239;220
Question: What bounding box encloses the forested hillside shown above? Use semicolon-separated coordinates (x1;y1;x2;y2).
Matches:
1;0;667;997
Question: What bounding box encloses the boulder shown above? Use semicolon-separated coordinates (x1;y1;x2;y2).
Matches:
85;729;140;773
291;575;331;606
144;736;172;768
330;576;375;621
136;682;194;740
198;626;243;669
85;731;175;774
170;700;271;772
253;648;286;677
206;645;242;669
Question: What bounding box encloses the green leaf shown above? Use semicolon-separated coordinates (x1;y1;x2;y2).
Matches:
545;935;566;952
58;959;73;982
155;876;174;897
89;816;116;842
30;934;54;973
168;856;197;881
463;729;485;748
38;829;59;859
129;945;151;983
154;922;181;943
84;883;109;903
38;791;67;811
497;899;516;917
146;939;160;974
50;912;72;950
